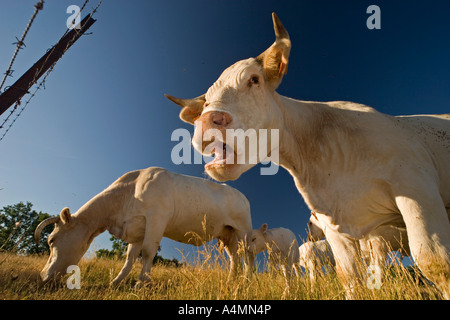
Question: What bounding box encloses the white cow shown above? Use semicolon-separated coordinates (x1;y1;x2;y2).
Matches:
166;13;450;298
249;223;299;279
299;240;335;287
34;167;253;285
248;223;299;288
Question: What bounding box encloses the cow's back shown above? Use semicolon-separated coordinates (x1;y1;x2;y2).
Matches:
152;169;251;243
270;228;299;255
170;171;250;218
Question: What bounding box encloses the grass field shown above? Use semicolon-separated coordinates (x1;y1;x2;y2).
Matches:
0;242;444;300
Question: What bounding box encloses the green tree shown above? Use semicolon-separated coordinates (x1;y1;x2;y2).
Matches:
95;237;128;259
0;202;53;254
111;236;128;258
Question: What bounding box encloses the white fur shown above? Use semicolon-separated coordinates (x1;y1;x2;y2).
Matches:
299;240;335;286
38;167;253;285
173;14;450;298
249;223;299;295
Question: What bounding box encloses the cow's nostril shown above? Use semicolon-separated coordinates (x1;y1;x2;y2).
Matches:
210;112;232;126
212;113;224;126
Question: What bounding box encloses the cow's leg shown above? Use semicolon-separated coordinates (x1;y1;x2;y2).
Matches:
282;248;297;288
223;247;238;281
283;261;293;284
223;228;239;281
282;250;298;298
221;226;252;280
325;228;362;299
137;215;166;286
246;249;255;277
293;263;300;278
366;237;388;269
240;231;254;278
306;260;317;292
396;192;450;299
280;262;291;299
360;236;391;289
111;242;142;286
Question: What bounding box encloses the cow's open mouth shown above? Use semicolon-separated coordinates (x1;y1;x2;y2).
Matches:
202;140;254;182
204;142;237;170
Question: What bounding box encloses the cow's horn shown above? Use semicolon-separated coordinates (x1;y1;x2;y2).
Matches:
272;12;289;41
165;94;206;124
164;94;188;108
34;216;60;246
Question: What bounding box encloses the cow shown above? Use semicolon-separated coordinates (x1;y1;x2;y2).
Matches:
298;240;335;289
34;167;253;286
165;13;450;298
248;223;299;295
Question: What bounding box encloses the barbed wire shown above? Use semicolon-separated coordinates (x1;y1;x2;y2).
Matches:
0;0;44;93
0;0;103;143
0;101;19;131
0;67;52;142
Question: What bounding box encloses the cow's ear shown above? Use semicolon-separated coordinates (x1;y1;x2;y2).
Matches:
256;13;291;90
165;94;206;124
260;223;268;233
60;207;72;224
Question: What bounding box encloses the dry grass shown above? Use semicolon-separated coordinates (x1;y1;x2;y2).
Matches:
0;242;443;300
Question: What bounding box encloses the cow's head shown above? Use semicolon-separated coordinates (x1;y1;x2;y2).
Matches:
307;212;325;241
34;208;92;283
166;13;290;181
248;223;270;255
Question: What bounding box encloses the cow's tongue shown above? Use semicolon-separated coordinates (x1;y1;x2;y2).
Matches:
207;143;233;167
212;144;227;162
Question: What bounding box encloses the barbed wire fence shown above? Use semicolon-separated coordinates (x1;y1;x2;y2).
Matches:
0;1;44;93
0;0;103;143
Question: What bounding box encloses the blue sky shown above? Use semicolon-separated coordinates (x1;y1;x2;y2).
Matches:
1;1;449;262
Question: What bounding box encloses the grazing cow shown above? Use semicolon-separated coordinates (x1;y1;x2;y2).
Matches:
166;13;450;298
34;167;253;285
299;240;335;287
248;223;299;291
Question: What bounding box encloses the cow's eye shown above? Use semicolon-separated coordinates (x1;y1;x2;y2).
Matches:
248;75;259;87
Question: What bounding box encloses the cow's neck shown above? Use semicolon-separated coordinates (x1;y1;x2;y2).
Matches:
273;93;354;210
72;191;113;240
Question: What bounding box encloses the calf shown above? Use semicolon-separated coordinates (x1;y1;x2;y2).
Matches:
248;223;299;293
